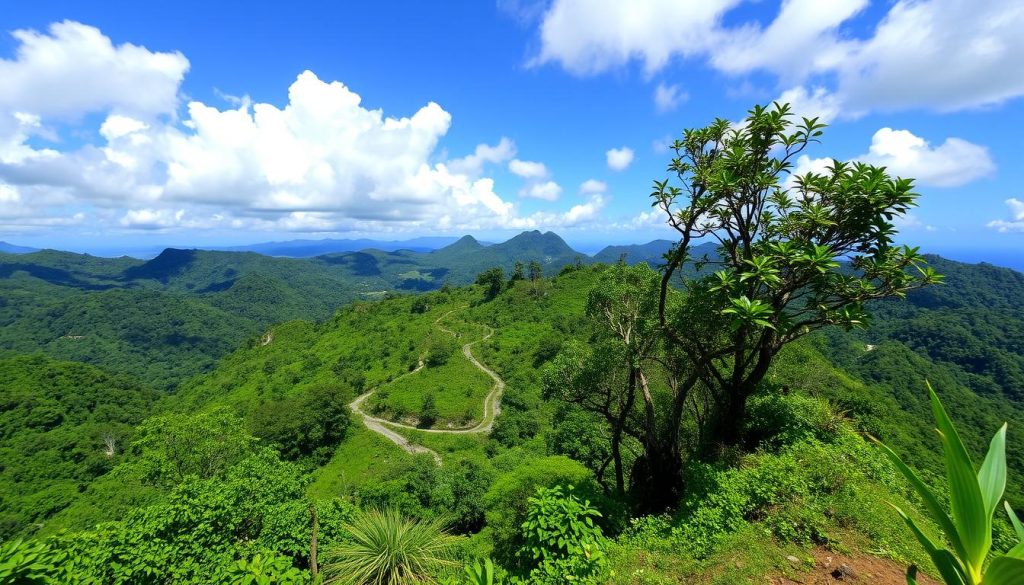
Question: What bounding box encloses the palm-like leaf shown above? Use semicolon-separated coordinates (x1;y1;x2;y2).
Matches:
325;508;457;585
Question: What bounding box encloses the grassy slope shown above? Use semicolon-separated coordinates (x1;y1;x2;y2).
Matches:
366;354;493;427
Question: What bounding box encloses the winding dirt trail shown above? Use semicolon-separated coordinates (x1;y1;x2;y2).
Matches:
349;307;505;464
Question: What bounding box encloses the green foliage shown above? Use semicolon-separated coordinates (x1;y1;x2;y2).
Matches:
518;485;608;584
128;407;258;486
219;551;311;585
483;456;607;567
356;455;495;534
251;385;353;464
0;355;158;538
475;268;505;302
0;538;54;584
425;334;458;367
744;391;843;450
324;508;457;585
651;101;939;459
37;449;352;584
616;393;932;568
874;383;1024;585
421;394;440;428
461;558;500;585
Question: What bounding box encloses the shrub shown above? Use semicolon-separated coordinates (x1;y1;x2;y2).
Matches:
483;456;606;567
744;391;841;450
518;485;607;584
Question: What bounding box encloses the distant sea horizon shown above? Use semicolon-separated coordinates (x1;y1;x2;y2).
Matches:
930;248;1024;273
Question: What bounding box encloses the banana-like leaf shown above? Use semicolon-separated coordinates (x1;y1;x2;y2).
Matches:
984;556;1024;585
1007;541;1024;560
892;503;967;585
978;423;1008;519
1007;501;1024;543
873;436;968;562
929;382;991;570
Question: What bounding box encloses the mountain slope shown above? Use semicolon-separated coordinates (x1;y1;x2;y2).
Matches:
0;354;159;539
211;236;459;257
592;239;674;265
0;241;38;254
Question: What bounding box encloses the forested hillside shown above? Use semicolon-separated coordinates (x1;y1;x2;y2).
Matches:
0;232;589;388
3;253;1021;582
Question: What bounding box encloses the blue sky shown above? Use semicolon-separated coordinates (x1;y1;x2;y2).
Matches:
0;0;1022;262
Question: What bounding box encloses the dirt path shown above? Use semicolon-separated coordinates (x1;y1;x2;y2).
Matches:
349;307;504;464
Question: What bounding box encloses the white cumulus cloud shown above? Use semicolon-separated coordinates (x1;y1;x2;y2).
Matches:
987;198;1024;232
529;0;1024;115
654;82;687;113
0;21;188;119
606;147;634;171
578;179;607;195
521;180;563;201
787;129;994;190
508;158;550;180
447;137;516;178
0;21;606;235
860;128;995;187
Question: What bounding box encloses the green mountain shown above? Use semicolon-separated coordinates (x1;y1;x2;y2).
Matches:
592;239;674;264
0;232;595;388
0;248;360;387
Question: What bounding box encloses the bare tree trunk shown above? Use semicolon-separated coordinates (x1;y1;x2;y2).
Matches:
310;504;319;580
101;434;117;457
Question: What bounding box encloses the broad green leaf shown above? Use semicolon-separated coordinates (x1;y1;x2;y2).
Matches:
977;423;1008;519
873;437;967;561
892;503;967;585
929;382;991;570
1007;541;1024;560
1007;502;1024;542
985;556;1024;585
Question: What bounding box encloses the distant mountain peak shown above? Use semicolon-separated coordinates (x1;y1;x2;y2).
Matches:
0;241;38;254
435;235;484;254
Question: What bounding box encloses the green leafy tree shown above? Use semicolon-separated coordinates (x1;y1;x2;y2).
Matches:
650;102;940;463
324;508;456;585
527;261;543;283
251;385;353;463
544;262;667;501
475;267;505;302
874;383;1024;585
420;394;440;428
510;261;525;283
129;407;257;485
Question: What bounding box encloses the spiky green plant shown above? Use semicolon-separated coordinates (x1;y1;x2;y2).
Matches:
324;508;457;585
873;382;1024;585
463;559;498;585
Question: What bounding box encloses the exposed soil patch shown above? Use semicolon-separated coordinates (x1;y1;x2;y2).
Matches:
772;548;940;585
